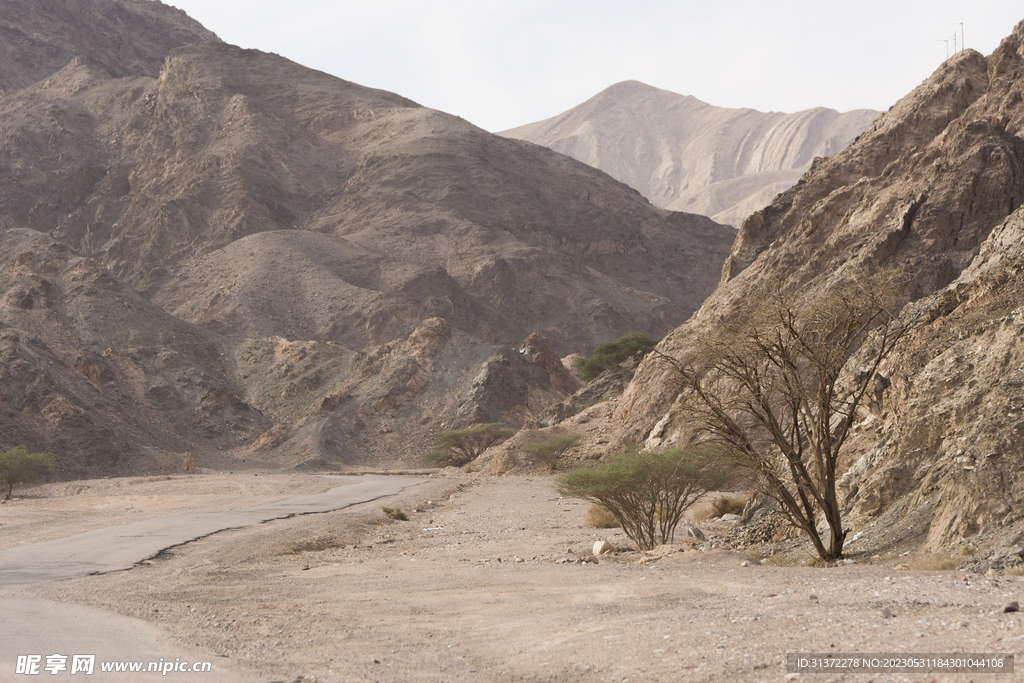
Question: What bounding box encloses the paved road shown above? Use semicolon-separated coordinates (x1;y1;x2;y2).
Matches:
0;475;423;584
0;474;424;681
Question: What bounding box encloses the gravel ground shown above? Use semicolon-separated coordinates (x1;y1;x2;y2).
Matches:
6;472;1022;682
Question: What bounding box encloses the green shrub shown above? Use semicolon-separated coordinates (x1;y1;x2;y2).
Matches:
382;506;409;521
574;332;658;382
423;423;516;467
0;446;56;499
556;446;730;550
520;434;583;472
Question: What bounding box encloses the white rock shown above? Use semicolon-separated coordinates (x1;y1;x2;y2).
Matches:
721;514;741;521
593;540;616;555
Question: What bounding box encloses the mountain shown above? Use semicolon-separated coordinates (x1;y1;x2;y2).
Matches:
500;80;879;227
0;0;218;92
602;19;1024;566
0;0;735;475
1;39;734;355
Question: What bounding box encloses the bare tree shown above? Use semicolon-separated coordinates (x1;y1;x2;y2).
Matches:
656;276;913;560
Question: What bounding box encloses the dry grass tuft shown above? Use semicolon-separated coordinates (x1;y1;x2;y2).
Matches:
712;495;747;517
584;504;620;529
905;552;958;571
693;495;747;521
282;535;343;555
692;505;714;522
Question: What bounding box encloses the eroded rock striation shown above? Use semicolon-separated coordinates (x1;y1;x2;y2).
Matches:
501;80;879;227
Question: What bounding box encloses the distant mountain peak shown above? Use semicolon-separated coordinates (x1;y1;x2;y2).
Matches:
500;83;879;227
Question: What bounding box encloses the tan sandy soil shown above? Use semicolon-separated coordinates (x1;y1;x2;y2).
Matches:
4;473;1022;682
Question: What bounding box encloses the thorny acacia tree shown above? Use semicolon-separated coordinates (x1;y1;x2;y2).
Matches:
556;446;730;551
424;423;515;467
0;446;56;500
656;276;913;560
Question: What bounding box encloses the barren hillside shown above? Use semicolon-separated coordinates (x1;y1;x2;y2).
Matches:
605;20;1024;569
501;80;879;227
0;0;735;476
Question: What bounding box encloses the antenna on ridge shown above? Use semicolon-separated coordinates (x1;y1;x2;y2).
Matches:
936;38;950;59
950;22;964;52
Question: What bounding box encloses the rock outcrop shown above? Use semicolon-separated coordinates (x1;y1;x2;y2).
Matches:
500;80;878;227
610;19;1024;561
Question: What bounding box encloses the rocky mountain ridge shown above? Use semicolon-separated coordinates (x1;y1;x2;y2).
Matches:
500;80;879;227
0;0;733;476
597;19;1024;564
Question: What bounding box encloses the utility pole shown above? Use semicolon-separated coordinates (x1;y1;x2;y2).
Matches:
936;38;950;59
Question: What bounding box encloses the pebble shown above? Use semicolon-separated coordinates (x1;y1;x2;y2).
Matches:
881;607;894;618
1002;601;1019;613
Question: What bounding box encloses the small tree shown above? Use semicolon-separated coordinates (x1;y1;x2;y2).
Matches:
0;446;56;500
575;332;658;382
656;275;913;560
424;423;515;467
521;434;583;472
555;446;730;550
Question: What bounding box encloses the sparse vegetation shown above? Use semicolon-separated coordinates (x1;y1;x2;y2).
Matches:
657;274;913;561
382;506;409;521
521;434;583;472
555;446;731;551
0;446;56;500
574;332;658;382
711;495;746;517
424;423;516;467
283;535;343;555
906;552;958;571
583;504;620;529
692;505;715;522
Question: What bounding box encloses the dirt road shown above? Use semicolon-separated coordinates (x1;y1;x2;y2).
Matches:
3;472;1022;682
0;473;423;681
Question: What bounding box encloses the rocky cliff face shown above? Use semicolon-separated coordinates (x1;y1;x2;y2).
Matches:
0;0;735;475
500;80;879;227
0;228;591;475
611;19;1024;561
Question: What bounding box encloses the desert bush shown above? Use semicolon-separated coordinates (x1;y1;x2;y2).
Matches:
0;446;56;499
693;495;747;521
521;434;583;472
574;332;658;382
712;495;747;517
555;446;731;550
382;506;409;521
284;535;342;554
692;505;714;522
424;423;515;467
906;552;958;571
584;504;620;529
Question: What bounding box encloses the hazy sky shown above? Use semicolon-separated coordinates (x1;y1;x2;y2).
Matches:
165;1;1022;132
